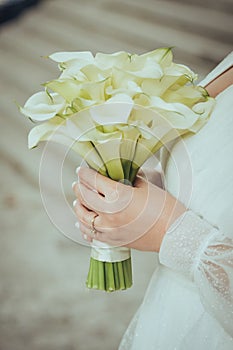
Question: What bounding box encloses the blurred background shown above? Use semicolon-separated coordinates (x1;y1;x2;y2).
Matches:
0;0;232;349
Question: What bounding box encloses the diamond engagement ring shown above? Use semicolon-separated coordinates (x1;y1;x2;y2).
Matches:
90;214;98;237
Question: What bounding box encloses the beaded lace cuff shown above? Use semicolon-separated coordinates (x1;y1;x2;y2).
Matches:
159;210;218;280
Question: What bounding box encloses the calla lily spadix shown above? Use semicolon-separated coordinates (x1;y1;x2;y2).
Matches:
20;48;215;292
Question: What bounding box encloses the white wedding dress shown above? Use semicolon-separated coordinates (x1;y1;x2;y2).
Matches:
119;52;233;350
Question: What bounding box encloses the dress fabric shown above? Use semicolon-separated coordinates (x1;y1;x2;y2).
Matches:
119;52;233;350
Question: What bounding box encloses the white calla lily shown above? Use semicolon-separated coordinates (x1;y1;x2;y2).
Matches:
95;51;130;70
28;116;65;148
60;68;87;81
140;47;172;66
190;98;216;132
106;81;142;97
65;110;96;142
164;63;196;80
149;96;199;128
71;96;97;112
73;141;107;175
81;79;109;101
81;64;108;81
163;85;207;106
44;79;82;103
118;125;141;181
90;99;133;125
20;91;66;121
141;74;189;97
49;52;94;80
126;58;163;79
49;51;94;63
94;132;124;181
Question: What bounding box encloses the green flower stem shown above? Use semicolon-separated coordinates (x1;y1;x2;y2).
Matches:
86;257;132;292
125;257;133;288
86;259;93;289
86;158;135;292
129;163;140;184
113;263;120;290
98;261;105;290
106;263;115;291
117;260;125;289
92;257;99;289
121;159;132;182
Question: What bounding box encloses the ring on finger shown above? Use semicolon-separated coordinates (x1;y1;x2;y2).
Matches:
90;214;98;230
90;214;98;237
90;228;97;238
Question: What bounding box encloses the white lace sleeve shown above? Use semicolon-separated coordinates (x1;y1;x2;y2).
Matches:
159;210;233;337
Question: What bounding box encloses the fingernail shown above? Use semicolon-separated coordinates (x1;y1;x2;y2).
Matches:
73;199;77;207
75;222;79;229
83;234;87;240
72;181;77;189
76;166;81;175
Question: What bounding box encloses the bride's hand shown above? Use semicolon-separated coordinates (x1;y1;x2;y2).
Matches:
73;167;186;252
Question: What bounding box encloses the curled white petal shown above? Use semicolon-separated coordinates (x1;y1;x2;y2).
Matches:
165;63;197;80
95;51;130;70
126;58;163;79
28;117;66;148
49;51;94;63
20;92;66;121
150;96;198;128
65;110;96;142
90;98;133;125
106;81;142;97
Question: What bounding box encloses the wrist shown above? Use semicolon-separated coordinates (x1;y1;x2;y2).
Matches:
158;196;187;252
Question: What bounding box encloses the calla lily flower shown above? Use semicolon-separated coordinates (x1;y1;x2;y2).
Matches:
139;47;172;66
44;79;82;103
90;98;133;125
20;91;66;121
95;51;130;70
94;132;125;181
49;51;94;63
118;125;141;180
125;58;163;79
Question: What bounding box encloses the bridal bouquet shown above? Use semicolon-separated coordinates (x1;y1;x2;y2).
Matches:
20;48;215;292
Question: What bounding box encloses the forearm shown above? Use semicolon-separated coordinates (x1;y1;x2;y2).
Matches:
205;66;233;98
159;210;233;336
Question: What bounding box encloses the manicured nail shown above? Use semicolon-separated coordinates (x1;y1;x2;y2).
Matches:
73;199;77;207
76;166;81;175
72;181;77;189
75;222;79;229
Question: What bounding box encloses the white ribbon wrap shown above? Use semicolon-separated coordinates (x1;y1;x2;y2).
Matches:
91;240;131;262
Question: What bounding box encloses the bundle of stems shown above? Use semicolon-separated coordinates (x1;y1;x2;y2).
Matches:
85;157;139;292
86;257;132;292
